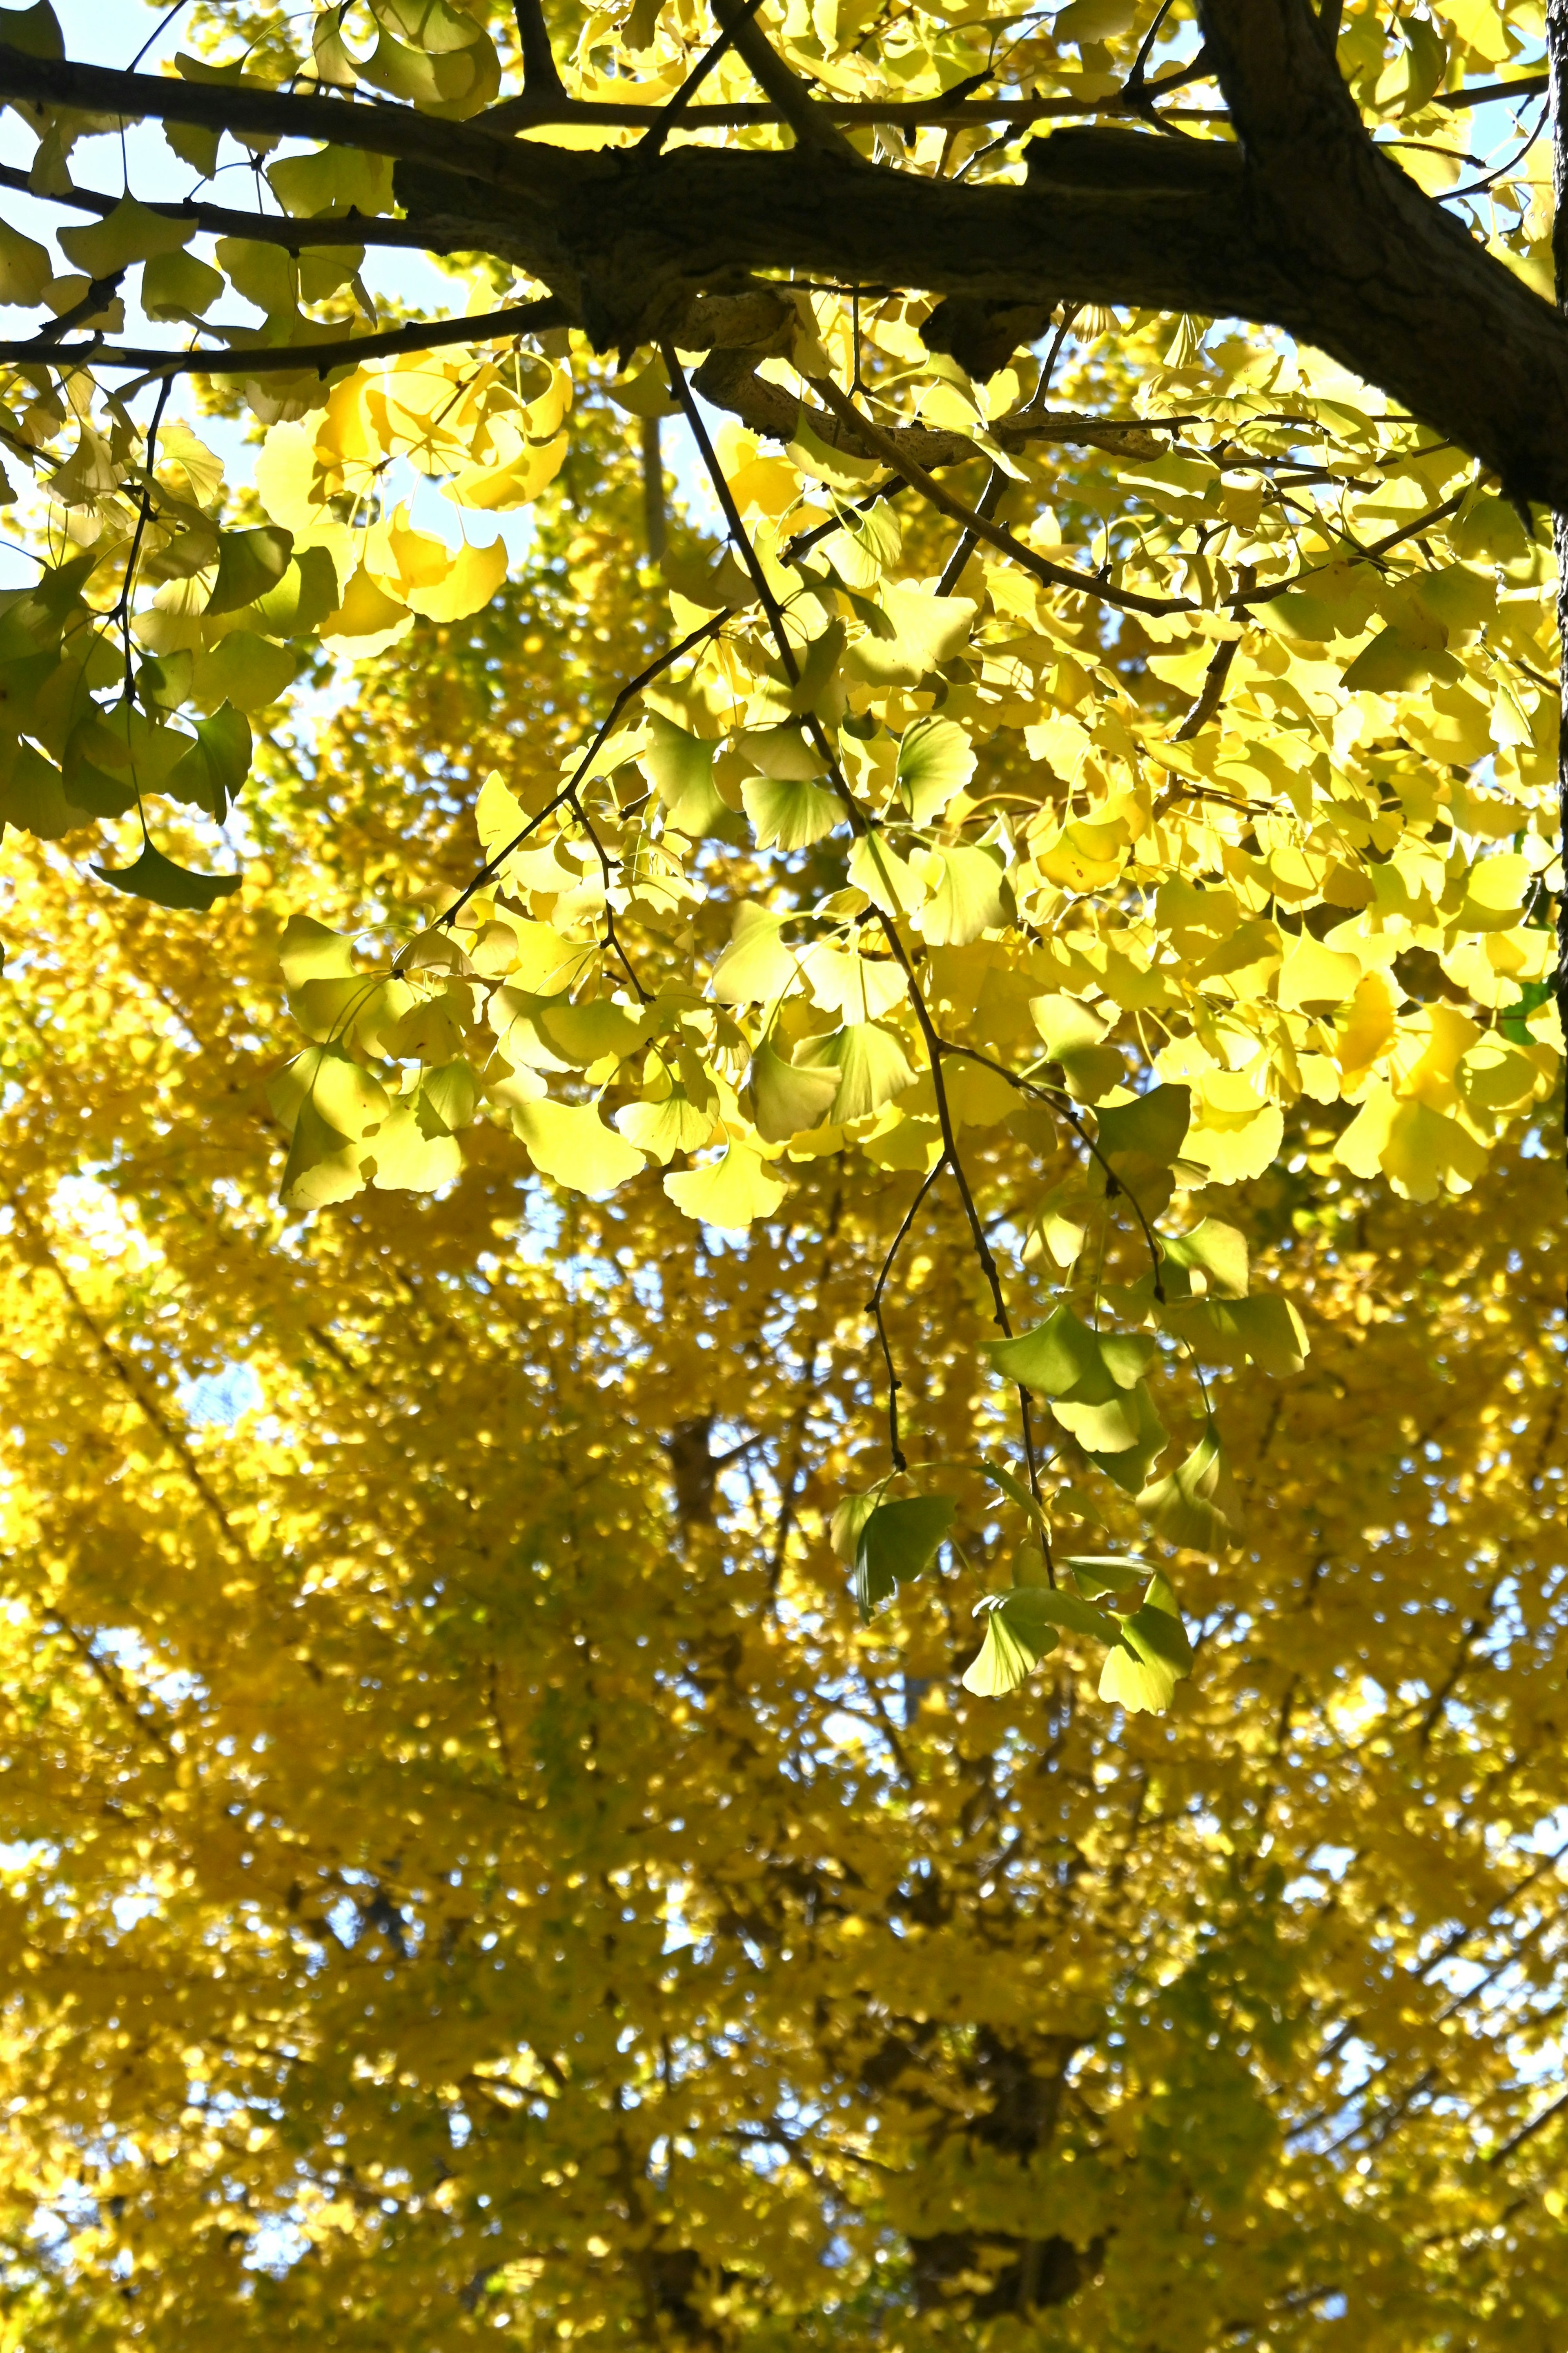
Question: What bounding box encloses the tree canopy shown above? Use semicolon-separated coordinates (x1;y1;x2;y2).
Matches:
0;0;1564;2343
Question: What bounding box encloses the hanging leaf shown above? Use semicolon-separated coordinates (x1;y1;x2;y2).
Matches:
749;1037;840;1142
205;529;295;618
165;703;253;819
741;773;843;852
1137;1420;1245;1551
896;715;974;822
93;843;241;912
961;1598;1059;1696
796;1022;917;1124
512;1099;646;1196
664;1145;788;1229
853;1494;955;1618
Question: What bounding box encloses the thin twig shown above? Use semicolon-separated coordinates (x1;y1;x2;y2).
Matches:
866;1149;949;1472
811;372;1194;618
418;611;727;950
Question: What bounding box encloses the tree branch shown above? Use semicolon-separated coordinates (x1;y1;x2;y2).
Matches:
693;343;1165;464
0;159;461;253
514;0;566;100
810;372;1193;617
0;295;564;378
708;0;860;159
7;31;1568;502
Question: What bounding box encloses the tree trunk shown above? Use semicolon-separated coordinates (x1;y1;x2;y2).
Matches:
1552;2;1568;1099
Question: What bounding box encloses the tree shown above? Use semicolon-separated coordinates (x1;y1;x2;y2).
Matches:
0;0;1557;1660
0;4;1564;2338
0;522;1564;2345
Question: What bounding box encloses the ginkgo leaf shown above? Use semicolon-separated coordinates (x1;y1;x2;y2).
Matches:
664;1146;787;1229
1063;1555;1152;1595
741;774;842;852
421;1059;479;1134
194;636;295;719
896;716;974;823
858;1495;953;1585
92;843;241;911
1094;1084;1192;1168
0;217;51;304
278;1098;369;1211
367;1097;463;1193
797;1023;916;1124
1137;1420;1244;1551
830;1484;890;1563
1082;1378;1169;1495
847;831;924;914
279;914;357;988
534;998;648;1067
321;567;413;647
267;145;394;219
490;923;599;998
205;528;294;618
1031;995;1111;1066
641;716;725;836
1162;1218;1250;1300
58;196;191;278
987;1306;1105;1397
711;906;800;1005
615;1088;715;1163
1098;1636;1180;1715
512;1099;646;1196
163;701;253;819
0;740;80;839
267;1043;390;1138
140;249;224;321
961;1603;1059;1696
749;1038;840;1142
404;538;507;622
1167;1293;1309;1377
918;845;1008;946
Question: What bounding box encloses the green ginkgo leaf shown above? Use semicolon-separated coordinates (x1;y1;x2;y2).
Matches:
986;1305;1104;1397
796;1023;916;1125
204;529;295;618
93;841;241;912
749;1038;840;1143
896;715;973;822
918;844;1008;946
367;1097;463;1193
741;773;842;852
616;1088;715;1163
961;1602;1058;1696
710;906;800;1006
1137;1419;1244;1550
166;702;252;820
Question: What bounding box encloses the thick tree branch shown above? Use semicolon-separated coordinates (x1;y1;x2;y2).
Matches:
710;0;859;158
1194;0;1566;502
514;0;566;100
6;33;1568;502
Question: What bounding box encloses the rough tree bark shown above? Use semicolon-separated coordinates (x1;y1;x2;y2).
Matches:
1549;1;1568;1078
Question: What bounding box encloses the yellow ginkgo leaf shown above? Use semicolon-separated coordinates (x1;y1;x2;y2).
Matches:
405;537;508;622
663;1146;788;1229
512;1099;646;1196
